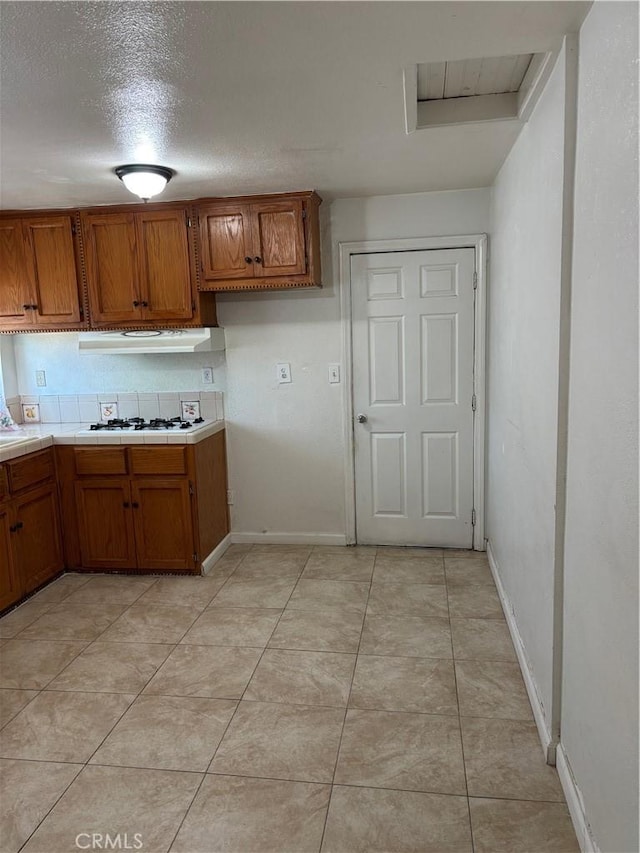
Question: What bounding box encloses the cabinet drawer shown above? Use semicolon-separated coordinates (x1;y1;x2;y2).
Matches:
129;446;187;475
75;447;128;476
6;449;54;493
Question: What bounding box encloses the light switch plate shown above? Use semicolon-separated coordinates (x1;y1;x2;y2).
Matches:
277;362;292;383
328;363;341;384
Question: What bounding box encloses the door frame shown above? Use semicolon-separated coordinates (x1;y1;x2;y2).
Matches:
339;233;488;550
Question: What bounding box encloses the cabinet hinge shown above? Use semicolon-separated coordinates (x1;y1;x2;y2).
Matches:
71;223;77;235
186;215;192;228
471;394;477;412
471;509;476;526
192;553;198;563
188;480;195;496
473;271;478;289
302;208;306;219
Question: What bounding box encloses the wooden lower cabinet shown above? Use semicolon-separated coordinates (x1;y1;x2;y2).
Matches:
0;504;20;611
0;450;64;612
57;430;229;574
14;483;63;593
132;479;194;571
75;479;137;569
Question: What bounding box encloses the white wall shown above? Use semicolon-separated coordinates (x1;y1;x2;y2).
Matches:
561;4;639;851
486;46;566;732
11;333;227;395
0;337;19;399
217;189;490;539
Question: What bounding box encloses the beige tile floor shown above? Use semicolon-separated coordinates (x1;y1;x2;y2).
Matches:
0;545;580;853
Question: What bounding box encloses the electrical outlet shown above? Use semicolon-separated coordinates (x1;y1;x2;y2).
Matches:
328;364;341;384
35;370;46;387
277;362;292;383
201;367;214;384
226;489;234;505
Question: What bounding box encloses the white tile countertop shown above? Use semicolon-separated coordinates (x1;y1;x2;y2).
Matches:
0;419;225;463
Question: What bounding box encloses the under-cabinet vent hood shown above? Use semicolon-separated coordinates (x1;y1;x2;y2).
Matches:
78;328;225;355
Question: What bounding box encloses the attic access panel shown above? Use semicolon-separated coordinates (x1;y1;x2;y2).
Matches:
404;50;555;131
417;54;534;100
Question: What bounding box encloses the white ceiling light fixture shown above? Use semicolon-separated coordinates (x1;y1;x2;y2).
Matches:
115;163;174;200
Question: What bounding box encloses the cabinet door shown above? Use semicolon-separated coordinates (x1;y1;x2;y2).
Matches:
251;198;306;278
23;216;83;328
0;504;21;610
75;479;137;569
198;203;254;281
13;484;63;596
82;213;142;325
132;479;194;571
0;219;32;329
136;209;194;322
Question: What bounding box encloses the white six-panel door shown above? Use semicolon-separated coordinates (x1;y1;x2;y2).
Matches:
351;248;476;547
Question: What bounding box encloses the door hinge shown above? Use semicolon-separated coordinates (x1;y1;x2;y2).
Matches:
472;394;477;412
188;481;195;496
473;271;478;289
471;509;476;526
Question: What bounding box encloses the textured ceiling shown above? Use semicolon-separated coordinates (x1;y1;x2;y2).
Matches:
0;1;590;209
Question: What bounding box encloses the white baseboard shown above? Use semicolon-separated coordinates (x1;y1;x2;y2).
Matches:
230;532;347;546
486;541;553;762
556;745;600;853
201;534;232;575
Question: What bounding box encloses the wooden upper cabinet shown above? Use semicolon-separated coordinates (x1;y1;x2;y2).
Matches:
24;217;82;327
251;198;306;278
196;191;321;291
82;212;140;325
136;208;194;322
199;202;253;281
0;214;84;331
82;206;196;327
0;219;31;327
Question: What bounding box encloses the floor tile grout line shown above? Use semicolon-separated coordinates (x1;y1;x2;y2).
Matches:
444;563;476;853
166;548;316;852
13;757;85;852
318;548;377;852
0;688;42;732
203;550;313;777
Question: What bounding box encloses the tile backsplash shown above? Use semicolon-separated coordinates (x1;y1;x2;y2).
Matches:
9;391;223;424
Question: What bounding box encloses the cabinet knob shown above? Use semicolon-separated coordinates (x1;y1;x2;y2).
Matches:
141;301;149;308
254;256;262;264
123;502;130;508
31;304;38;311
133;301;140;307
131;501;139;509
244;257;253;264
22;304;31;311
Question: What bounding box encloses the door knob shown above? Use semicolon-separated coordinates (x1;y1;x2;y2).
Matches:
356;414;367;423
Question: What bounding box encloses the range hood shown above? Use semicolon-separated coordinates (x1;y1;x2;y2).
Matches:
78;328;225;355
